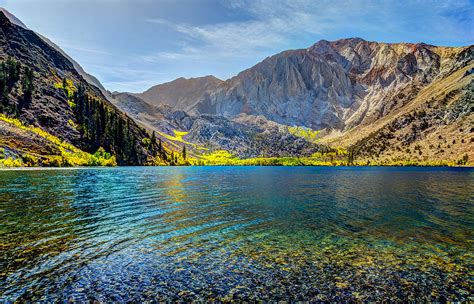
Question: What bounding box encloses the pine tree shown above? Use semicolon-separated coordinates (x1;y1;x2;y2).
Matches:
22;66;34;103
182;144;186;160
151;131;157;147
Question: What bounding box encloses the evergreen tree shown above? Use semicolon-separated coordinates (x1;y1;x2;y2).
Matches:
182;144;186;160
62;77;68;91
151;131;157;147
22;66;34;104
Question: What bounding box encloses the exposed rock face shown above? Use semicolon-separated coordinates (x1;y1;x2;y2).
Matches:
38;34;110;98
136;75;223;111
115;38;472;163
192;38;472;131
112;92;327;158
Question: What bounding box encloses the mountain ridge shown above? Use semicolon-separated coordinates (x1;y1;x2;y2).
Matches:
0;8;471;166
0;10;173;165
135;75;223;111
114;37;472;164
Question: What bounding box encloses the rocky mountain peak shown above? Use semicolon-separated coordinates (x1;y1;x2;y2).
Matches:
0;8;27;29
0;10;12;27
186;38;472;131
135;75;223;110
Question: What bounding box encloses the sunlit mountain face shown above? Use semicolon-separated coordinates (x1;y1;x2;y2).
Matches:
113;38;473;165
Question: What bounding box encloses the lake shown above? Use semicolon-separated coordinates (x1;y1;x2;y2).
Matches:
0;167;473;301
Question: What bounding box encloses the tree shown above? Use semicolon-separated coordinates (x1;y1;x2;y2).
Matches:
22;66;34;103
182;144;186;160
151;131;157;146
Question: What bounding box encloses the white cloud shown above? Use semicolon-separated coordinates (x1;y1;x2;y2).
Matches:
143;0;472;64
62;44;111;55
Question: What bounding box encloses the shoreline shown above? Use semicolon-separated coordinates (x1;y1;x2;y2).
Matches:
0;164;472;170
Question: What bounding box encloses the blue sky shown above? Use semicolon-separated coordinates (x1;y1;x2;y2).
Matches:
0;0;472;92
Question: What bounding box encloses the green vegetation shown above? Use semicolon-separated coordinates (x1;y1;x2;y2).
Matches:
0;58;35;115
192;150;342;166
188;148;464;167
0;114;116;167
72;83;160;165
55;78;77;108
288;126;320;143
22;66;34;104
0;57;170;165
0;59;468;168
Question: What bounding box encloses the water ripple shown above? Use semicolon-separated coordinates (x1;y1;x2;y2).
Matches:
0;167;473;301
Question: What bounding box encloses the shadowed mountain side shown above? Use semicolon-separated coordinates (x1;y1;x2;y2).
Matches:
135;75;223;111
0;10;170;165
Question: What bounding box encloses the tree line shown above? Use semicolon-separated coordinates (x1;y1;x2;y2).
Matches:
0;57;33;115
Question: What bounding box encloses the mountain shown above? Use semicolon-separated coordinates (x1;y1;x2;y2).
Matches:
112;93;327;158
0;8;109;98
0;10;171;166
121;38;473;165
135;75;223;111
194;39;471;130
1;6;471;166
0;8;27;29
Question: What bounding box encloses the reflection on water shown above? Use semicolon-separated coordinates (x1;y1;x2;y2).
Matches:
0;167;473;301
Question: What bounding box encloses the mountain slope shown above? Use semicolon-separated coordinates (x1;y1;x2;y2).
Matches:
136;75;223;110
122;38;472;165
343;65;473;165
193;39;472;132
0;8;110;98
112;93;329;159
0;8;26;29
0;11;169;165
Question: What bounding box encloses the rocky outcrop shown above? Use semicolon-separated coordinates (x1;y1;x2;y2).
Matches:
112;92;328;158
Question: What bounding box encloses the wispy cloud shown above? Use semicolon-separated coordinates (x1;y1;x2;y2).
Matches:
9;0;469;92
85;64;167;93
62;44;111;55
143;0;473;63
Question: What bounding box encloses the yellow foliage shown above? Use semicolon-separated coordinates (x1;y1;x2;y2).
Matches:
158;130;189;143
195;149;459;167
288;126;320;143
157;129;208;151
55;78;77;98
0;114;117;167
67;119;78;129
0;157;23;167
55;78;77;108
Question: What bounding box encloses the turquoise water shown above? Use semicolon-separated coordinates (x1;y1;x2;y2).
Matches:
0;167;473;301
